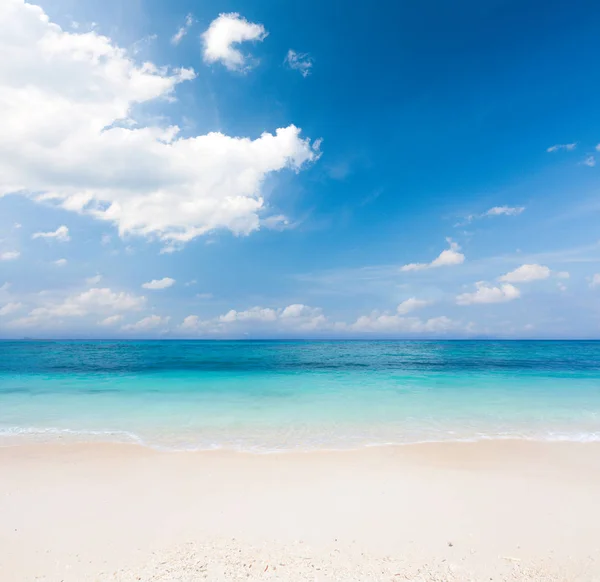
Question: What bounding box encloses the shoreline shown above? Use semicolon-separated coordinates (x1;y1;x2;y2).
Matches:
3;430;600;454
2;440;600;580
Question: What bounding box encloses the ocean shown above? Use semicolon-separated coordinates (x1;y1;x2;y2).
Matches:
1;340;600;452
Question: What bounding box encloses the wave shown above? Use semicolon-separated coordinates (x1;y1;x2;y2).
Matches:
0;426;145;445
2;426;600;453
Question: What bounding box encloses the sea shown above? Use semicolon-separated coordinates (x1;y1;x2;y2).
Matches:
1;340;600;452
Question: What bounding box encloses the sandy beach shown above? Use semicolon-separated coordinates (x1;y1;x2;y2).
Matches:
1;441;599;581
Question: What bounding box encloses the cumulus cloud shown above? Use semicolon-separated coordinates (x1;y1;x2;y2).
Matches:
202;13;267;71
142;277;175;290
0;251;20;261
178;302;465;337
171;13;193;45
122;314;170;331
180;315;202;331
590;274;600;288
0;302;23;316
86;274;102;285
396;297;429;315
53;258;67;266
32;225;70;242
0;2;318;248
220;306;278;323
180;303;328;334
350;313;457;333
98;314;123;326
9;287;145;327
456;282;520;305
221;304;327;330
284;50;313;77
547;143;576;153
484;206;525;217
499;264;551;283
582;155;596;167
401;239;465;272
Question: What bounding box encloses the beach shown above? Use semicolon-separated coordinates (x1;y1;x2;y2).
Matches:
3;0;599;574
2;440;600;581
3;341;600;580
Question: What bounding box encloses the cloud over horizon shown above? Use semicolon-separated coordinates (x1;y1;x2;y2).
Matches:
456;282;521;305
401;239;465;272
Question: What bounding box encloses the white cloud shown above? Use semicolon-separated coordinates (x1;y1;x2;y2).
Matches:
181;303;328;333
202;13;267;72
396;297;429;315
171;13;193;45
556;271;570;279
98;314;123;326
547;143;576;153
499;264;551;283
10;287;145;327
456;282;520;305
179;303;464;337
557;282;567;292
590;274;600;288
0;251;20;261
47;287;145;315
142;277;175;290
350;313;457;333
0;2;318;247
458;206;525;225
86;274;102;285
180;315;201;330
32;225;70;242
196;292;213;300
279;304;326;329
0;302;22;316
401;239;465;272
484;206;525;217
582;156;596;167
219;306;277;323
284;50;313;77
53;258;67;266
122;314;170;331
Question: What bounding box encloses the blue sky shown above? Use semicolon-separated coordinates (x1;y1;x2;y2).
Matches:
1;0;600;338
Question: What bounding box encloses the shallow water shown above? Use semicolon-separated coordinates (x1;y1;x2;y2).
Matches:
1;340;600;451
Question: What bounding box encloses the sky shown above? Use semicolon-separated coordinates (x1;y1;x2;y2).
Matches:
1;0;600;339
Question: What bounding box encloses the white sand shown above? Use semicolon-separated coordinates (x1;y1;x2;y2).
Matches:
1;441;599;581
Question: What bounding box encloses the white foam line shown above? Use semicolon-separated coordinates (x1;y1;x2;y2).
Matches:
1;426;600;454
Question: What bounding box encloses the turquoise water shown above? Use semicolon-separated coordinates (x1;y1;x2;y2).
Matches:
1;340;600;451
